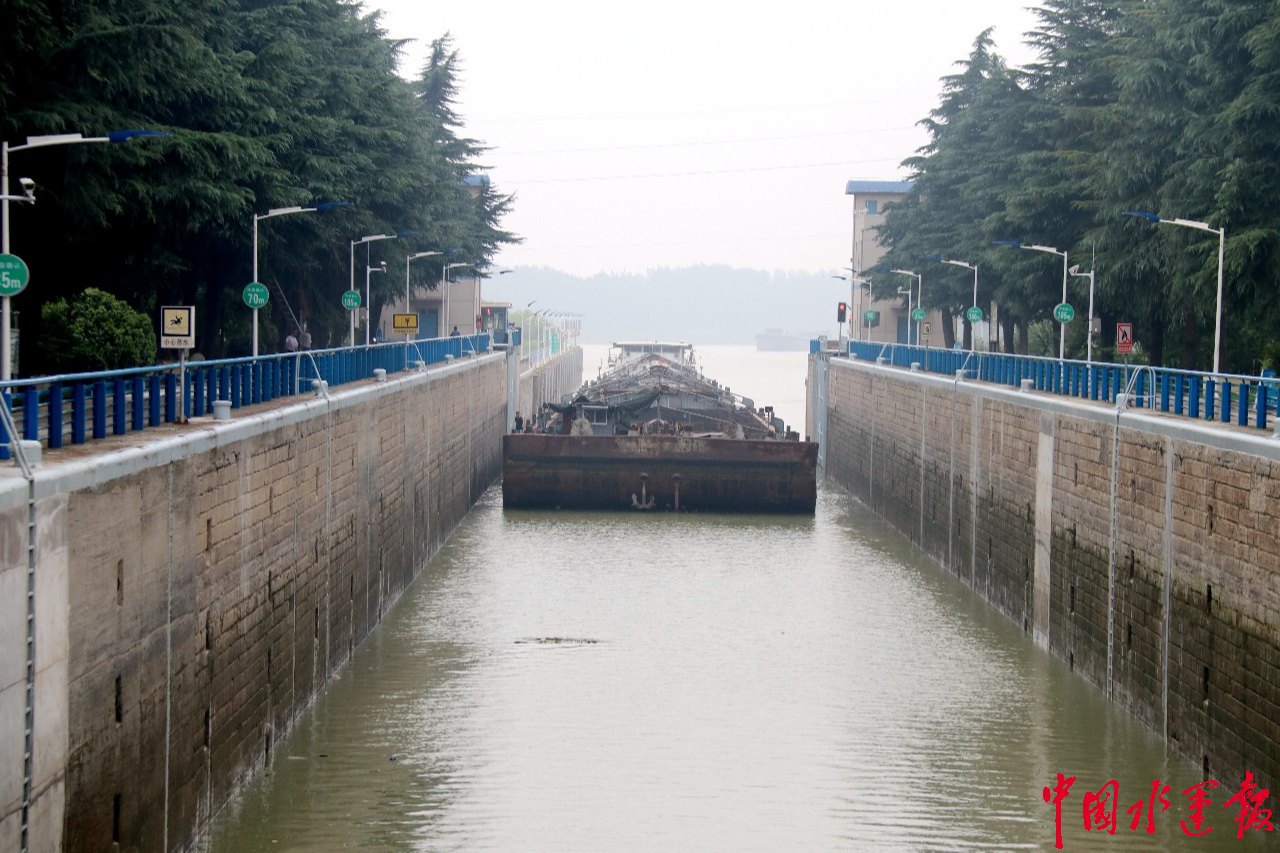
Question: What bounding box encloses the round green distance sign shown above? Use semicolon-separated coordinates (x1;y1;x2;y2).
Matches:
911;308;926;322
0;253;31;297
1054;302;1076;323
966;306;983;322
864;310;877;322
341;289;361;310
242;282;269;309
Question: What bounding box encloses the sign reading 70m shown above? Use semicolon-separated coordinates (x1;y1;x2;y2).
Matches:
0;254;31;297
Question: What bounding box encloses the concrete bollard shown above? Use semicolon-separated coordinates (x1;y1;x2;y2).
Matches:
212;400;232;420
444;354;454;363
11;439;41;467
414;360;426;372
910;362;921;372
373;368;387;382
876;357;887;366
1020;379;1035;393
956;369;966;380
311;379;328;396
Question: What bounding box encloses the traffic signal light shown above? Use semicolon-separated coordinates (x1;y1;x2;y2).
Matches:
837;302;848;323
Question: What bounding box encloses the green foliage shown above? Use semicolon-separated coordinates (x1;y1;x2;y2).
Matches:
39;288;157;372
4;1;516;375
878;0;1280;372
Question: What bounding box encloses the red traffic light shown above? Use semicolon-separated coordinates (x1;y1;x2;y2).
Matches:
837;302;848;323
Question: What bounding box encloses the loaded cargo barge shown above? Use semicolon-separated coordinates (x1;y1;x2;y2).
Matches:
503;342;817;513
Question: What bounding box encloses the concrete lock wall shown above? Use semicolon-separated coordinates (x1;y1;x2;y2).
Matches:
518;348;584;426
810;354;1280;790
0;348;581;851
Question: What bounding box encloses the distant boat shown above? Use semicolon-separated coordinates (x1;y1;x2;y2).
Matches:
754;329;817;352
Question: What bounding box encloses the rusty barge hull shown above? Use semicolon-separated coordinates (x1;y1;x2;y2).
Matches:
502;434;818;513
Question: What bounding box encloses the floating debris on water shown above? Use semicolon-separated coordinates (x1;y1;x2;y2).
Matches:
515;637;600;645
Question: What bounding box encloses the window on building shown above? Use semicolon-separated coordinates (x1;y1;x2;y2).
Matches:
866;200;878;214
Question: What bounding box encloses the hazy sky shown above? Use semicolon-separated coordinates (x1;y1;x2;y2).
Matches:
370;1;1041;277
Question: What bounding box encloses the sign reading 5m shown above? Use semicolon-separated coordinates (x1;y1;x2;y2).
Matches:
0;254;31;297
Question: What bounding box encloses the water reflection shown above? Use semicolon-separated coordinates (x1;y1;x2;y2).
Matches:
206;483;1266;851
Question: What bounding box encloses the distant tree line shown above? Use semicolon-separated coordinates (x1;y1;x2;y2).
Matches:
2;0;514;373
873;0;1280;373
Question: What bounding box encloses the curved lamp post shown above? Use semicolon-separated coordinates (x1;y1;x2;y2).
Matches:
405;251;442;343
995;241;1069;362
2;129;168;381
936;259;979;348
890;268;922;345
1123;210;1226;373
1067;264;1096;364
365;262;386;344
251;202;351;357
349;232;418;345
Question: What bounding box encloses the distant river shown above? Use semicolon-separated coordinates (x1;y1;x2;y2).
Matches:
203;347;1264;852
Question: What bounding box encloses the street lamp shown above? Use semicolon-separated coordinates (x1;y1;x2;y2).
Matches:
349;232;395;323
1122;210;1226;373
365;262;386;345
938;259;980;347
1068;264;1096;363
994;241;1070;361
407;247;442;340
404;251;445;313
2;129;168;381
251;201;351;357
442;262;472;336
890;269;922;345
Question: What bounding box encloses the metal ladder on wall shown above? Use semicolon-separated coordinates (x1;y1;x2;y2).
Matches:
1;396;37;853
1117;364;1157;413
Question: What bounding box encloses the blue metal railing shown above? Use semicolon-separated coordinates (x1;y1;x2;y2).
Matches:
0;334;491;457
837;340;1280;433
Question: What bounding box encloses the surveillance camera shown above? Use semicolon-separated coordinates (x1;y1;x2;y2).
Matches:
18;177;35;199
380;261;387;271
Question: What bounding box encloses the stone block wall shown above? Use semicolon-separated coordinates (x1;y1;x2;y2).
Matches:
518;348;584;426
813;354;1280;790
0;351;511;851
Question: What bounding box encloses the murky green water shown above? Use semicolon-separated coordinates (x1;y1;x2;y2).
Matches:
204;349;1268;852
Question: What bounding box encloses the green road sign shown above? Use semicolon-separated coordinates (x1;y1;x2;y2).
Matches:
242;282;269;309
966;306;983;322
0;254;31;297
864;310;877;322
341;290;361;310
911;308;926;322
1054;302;1075;323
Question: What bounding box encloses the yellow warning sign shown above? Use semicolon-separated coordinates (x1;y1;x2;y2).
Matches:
392;313;419;334
160;305;195;349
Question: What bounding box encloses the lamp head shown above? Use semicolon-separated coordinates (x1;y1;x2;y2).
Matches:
1121;210;1161;223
